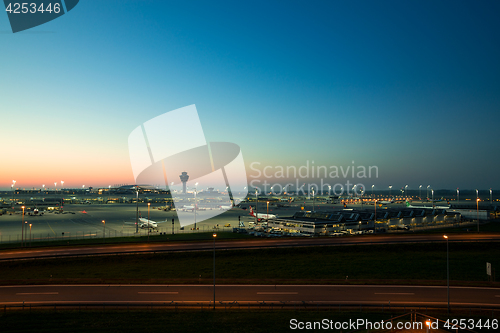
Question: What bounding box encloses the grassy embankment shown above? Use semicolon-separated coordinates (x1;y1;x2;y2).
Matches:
0;241;498;286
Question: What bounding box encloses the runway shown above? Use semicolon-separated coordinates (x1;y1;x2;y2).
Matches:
0;284;499;308
0;233;499;261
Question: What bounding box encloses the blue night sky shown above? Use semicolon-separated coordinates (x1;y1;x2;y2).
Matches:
1;0;499;191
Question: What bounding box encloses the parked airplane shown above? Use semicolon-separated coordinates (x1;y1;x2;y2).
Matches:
249;206;277;221
406;201;450;210
377;199;394;205
179;205;195;211
219;204;233;210
125;218;167;229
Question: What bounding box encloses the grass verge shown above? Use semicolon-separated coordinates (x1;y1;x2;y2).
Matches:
0;242;498;286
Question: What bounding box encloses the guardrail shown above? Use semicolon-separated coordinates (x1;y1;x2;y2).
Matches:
2;301;500;313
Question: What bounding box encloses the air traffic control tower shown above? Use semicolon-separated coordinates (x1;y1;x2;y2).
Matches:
179;172;189;194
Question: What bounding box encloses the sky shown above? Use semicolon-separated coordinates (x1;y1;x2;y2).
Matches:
1;0;499;192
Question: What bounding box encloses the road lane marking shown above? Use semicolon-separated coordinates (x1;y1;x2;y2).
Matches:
16;292;59;295
374;293;414;295
138;292;179;294
46;222;56;236
257;292;298;295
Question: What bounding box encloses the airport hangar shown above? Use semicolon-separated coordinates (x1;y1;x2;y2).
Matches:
269;208;462;236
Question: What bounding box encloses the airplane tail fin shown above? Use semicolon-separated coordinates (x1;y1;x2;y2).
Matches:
249;206;255;217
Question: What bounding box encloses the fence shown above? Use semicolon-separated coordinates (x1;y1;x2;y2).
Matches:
0;226;234;245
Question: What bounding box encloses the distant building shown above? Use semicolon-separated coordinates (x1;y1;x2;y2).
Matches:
272;208;461;236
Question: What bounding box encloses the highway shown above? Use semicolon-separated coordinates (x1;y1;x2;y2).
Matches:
0;284;499;308
0;233;499;261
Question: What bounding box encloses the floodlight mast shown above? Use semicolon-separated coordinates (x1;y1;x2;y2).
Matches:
136;186;139;234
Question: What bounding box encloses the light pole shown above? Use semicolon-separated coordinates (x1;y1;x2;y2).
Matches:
427;185;430;201
374;200;377;230
476;189;479;220
490;188;492;203
136;186;139;234
21;206;25;247
42;184;45;193
194;182;198;231
54;182;57;195
29;223;32;247
312;188;315;212
457;188;459;204
61;181;64;208
432;189;434;208
405;185;408;198
266;201;270;219
443;235;450;315
12;180;16;201
255;189;258;225
372;185;374;198
102;220;105;242
148;202;150;241
11;184;14;201
389;185;392;198
213;232;217;310
419;185;422;200
476;196;480;233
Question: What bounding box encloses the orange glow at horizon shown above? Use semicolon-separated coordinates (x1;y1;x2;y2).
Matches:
1;155;135;189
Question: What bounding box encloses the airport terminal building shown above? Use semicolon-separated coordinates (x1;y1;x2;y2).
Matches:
272;208;461;236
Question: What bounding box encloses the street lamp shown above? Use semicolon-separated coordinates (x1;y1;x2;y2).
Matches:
29;223;32;247
21;206;25;247
266;201;270;219
426;185;430;201
12;180;16;201
405;185;408;198
194;182;198;231
312;188;315;212
419;185;422;200
476;197;480;232
432;189;434;208
102;220;105;242
42;184;45;193
254;188;258;225
457;188;459;204
213;232;217;310
372;185;374;198
54;182;57;194
490;188;493;203
148;202;151;242
443;235;450;315
136;186;139;234
389;185;392;197
61;181;64;208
